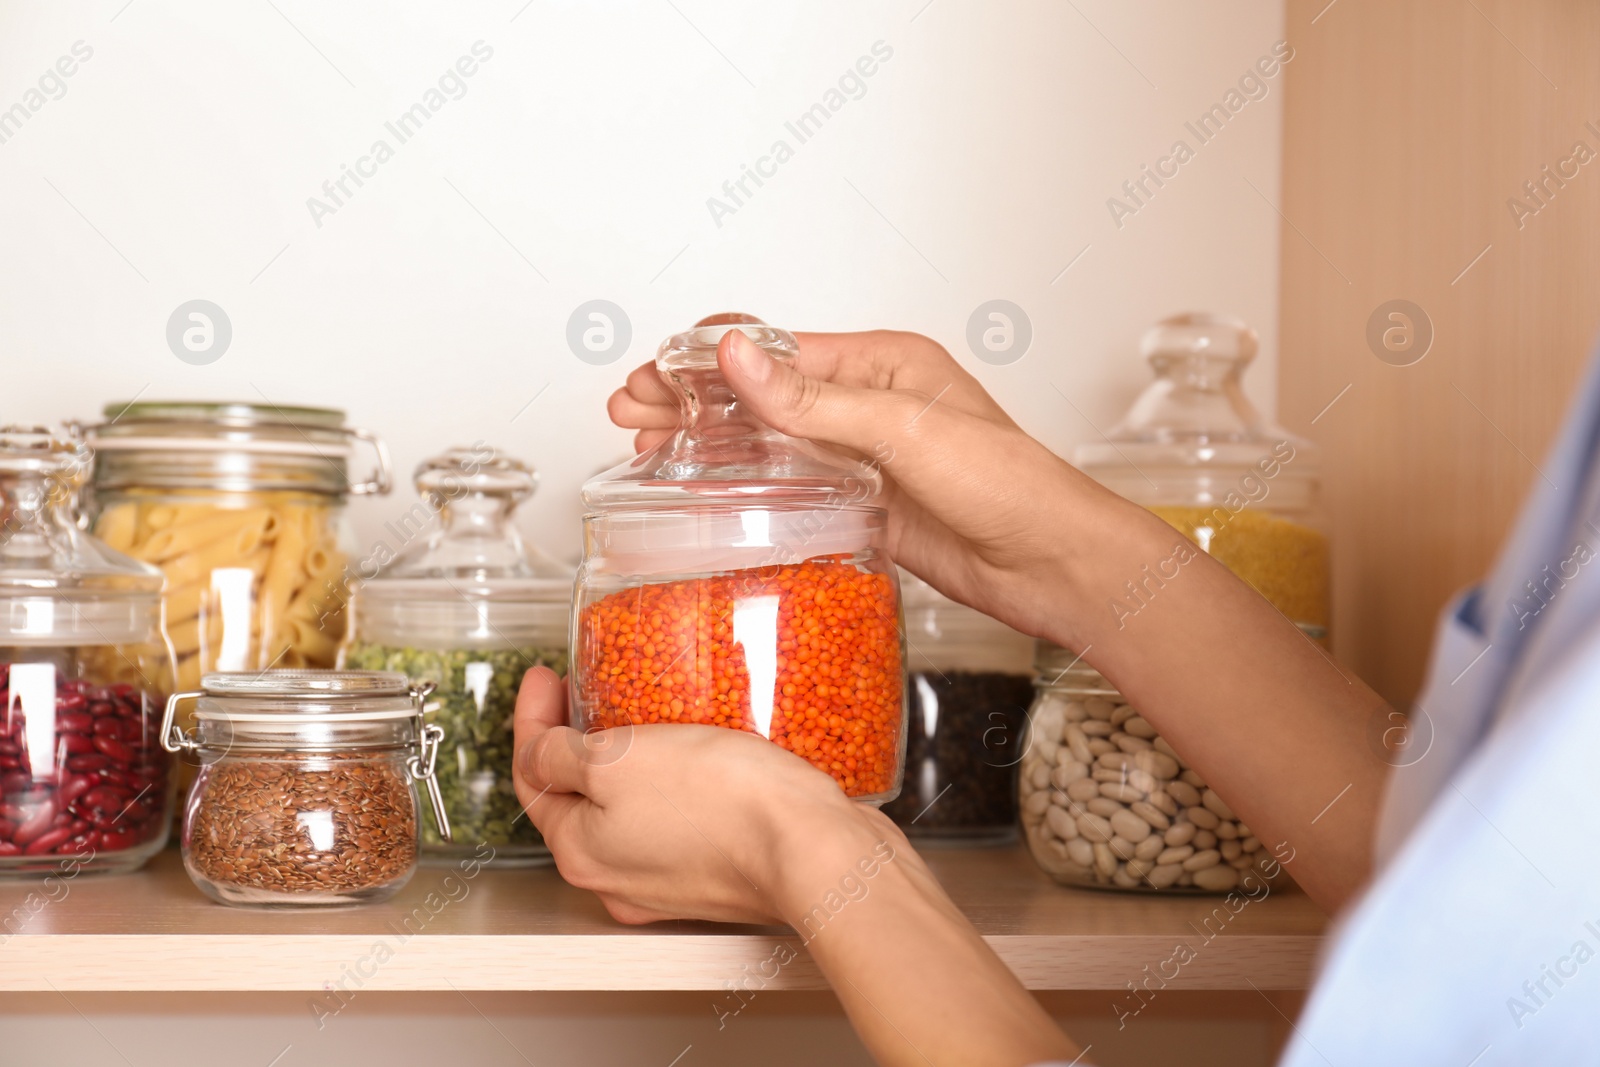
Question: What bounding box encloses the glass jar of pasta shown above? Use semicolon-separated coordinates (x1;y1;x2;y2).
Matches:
0;427;176;876
571;314;907;804
81;402;388;698
344;446;570;867
1075;313;1329;642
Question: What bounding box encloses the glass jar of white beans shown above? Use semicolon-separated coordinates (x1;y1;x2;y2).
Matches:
1019;643;1274;894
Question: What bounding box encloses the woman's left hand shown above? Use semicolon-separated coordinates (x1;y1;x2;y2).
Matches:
510;665;880;925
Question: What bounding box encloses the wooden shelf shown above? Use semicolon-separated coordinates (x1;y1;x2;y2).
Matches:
0;847;1326;992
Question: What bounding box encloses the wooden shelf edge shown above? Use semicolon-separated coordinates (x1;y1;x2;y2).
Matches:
0;933;1324;992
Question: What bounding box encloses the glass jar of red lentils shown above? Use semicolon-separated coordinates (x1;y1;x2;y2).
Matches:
571;314;907;804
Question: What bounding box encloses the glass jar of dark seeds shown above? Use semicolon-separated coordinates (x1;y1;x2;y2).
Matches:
162;670;452;908
880;573;1033;845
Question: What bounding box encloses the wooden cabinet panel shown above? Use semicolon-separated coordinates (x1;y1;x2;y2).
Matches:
1277;0;1600;704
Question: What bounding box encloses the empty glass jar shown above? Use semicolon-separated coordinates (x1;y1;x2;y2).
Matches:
344;446;570;866
881;572;1032;843
163;670;450;907
571;314;907;803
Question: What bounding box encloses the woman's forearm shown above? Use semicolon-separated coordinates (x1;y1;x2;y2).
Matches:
770;811;1079;1067
1044;475;1391;910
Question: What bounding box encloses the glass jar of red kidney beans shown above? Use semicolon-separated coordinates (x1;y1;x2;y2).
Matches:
0;428;176;875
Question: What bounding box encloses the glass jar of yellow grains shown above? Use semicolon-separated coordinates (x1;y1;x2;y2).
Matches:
1075;314;1329;642
81;403;391;695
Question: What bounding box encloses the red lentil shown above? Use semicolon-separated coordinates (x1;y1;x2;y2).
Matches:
576;556;904;797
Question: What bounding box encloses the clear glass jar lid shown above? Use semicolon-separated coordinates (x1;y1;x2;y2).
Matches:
581;314;883;573
1073;314;1317;507
0;427;164;645
84;400;391;496
199;669;412;701
355;446;572;648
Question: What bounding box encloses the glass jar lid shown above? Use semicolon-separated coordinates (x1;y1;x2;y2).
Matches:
1073;313;1316;508
0;426;164;645
199;669;412;700
1032;641;1111;692
581;314;884;573
83;400;391;496
354;446;572;648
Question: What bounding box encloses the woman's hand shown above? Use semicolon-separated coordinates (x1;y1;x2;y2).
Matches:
608;328;1130;651
510;665;881;925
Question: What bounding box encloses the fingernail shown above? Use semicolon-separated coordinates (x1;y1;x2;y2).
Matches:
726;331;771;383
517;741;537;781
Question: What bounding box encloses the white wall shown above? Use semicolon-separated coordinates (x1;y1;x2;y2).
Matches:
0;0;1285;569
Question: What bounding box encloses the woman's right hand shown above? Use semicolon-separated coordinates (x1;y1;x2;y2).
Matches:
606;328;1144;652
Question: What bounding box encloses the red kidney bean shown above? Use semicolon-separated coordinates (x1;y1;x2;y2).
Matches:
90;700;116;718
95;768;131;788
57;774;95;806
65;754;107;772
51;810;73;828
97;828;136;851
12;801;56;846
24;826;75;855
1;772;31;793
62;830;101;854
0;756;18;771
57;691;86;711
91;736;135;763
58;712;94;733
0;739;19;755
91;717;125;739
59;733;96;756
0;841;18;856
81;786;131;813
0;819;13;840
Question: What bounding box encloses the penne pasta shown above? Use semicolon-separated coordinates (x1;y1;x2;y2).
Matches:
96;503;139;552
137;507;275;563
284;617;339;665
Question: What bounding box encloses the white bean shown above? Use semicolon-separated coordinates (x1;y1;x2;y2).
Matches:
1180;769;1206;788
1202;789;1236;821
1024;791;1050;817
1163;822;1197;847
1185;806;1220;830
1087;797;1125;819
1147;789;1179;817
1111;704;1136;728
1123;715;1158;739
1114;733;1153;754
1107;836;1138;860
1192;864;1240;891
1084;696;1116;721
1123;857;1153;879
1087;738;1117;756
1067;837;1094;867
1046;806;1078;841
1215;820;1239;841
1035;737;1060;765
1112;867;1142;889
1148;863;1183;889
1029;763;1051;790
1067;778;1101;802
1078;812;1113;842
1080;720;1114;738
1166;780;1201;808
1153;737;1180;761
1182;849;1222;872
1093;842;1117;877
1100;782;1144;804
1035;701;1065;743
1157;845;1194;865
1221;840;1243;861
1135;750;1180;781
1130;801;1170;830
1193;830;1217;849
1134;834;1165;860
1110;809;1153;843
